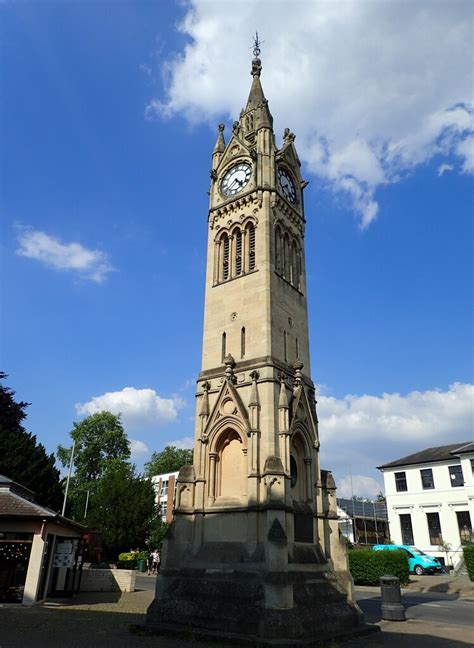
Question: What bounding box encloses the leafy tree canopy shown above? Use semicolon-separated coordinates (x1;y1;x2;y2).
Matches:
144;445;193;477
0;372;63;510
84;462;156;559
57;411;131;520
57;411;130;484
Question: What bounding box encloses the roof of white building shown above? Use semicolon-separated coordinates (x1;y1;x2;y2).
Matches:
377;441;473;470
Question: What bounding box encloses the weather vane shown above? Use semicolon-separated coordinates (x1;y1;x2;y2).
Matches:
252;31;263;57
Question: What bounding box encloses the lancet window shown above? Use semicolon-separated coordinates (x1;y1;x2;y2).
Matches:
214;220;257;285
274;225;302;292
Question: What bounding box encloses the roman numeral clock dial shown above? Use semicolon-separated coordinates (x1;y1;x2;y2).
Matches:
221;162;252;196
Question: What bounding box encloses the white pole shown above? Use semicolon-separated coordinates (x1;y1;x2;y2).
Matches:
62;440;76;517
84;489;90;518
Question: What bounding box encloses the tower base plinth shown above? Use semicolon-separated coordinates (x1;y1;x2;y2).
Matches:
147;563;368;645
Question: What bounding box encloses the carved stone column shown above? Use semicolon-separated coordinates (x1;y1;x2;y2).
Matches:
208;452;218;502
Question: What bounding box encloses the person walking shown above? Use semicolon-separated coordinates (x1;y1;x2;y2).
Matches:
147;550;154;576
151;548;160;575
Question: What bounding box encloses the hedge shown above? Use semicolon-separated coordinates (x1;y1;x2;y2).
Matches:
462;544;474;581
117;559;136;570
349;549;409;585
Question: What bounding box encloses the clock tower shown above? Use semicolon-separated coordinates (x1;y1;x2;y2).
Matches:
147;45;364;643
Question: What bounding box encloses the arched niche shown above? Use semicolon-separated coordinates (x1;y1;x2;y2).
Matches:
290;426;313;503
209;425;248;501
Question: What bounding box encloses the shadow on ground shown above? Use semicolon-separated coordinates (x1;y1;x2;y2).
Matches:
341;631;473;647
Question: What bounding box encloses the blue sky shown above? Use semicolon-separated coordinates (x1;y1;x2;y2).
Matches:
2;1;472;498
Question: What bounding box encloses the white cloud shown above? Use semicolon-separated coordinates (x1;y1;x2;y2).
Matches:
437;163;454;176
76;387;184;429
130;438;150;458
16;226;114;282
318;382;474;496
318;382;473;443
456;134;474;173
168;436;194;450
148;1;473;227
337;475;383;500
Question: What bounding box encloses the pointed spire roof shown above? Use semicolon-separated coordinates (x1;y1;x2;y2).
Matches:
213;123;225;154
245;58;266;110
241;53;273;133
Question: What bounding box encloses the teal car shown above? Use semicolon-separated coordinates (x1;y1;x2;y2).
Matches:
372;544;443;575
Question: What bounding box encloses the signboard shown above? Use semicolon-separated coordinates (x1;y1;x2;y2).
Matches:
53;541;74;568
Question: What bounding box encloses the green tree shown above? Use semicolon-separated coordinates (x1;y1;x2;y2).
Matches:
85;462;156;559
144;445;193;477
0;372;63;510
376;491;386;502
146;515;169;551
57;411;130;482
57;411;130;519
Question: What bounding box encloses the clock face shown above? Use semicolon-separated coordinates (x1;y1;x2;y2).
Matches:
278;167;297;204
221;162;252;197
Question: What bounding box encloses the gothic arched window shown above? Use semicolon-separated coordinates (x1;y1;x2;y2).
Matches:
275;226;282;274
234;228;242;276
222;233;230;281
283;234;290;280
247;224;256;271
221;332;226;362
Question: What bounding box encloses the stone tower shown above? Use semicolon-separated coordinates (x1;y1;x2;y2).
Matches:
147;49;364;644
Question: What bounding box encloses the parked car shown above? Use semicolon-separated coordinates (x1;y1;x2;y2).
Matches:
372;544;443;575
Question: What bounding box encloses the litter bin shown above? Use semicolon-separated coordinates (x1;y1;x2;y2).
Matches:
137;558;147;573
380;574;406;621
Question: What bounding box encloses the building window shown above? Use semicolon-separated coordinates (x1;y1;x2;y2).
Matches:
222;234;230;281
161;502;167;519
214;222;257;286
399;514;414;545
420;468;434;490
248;224;256;271
448;464;464;488
235;229;242;276
241;327;246;358
470;458;474;476
283;330;287;363
426;512;443;545
456;511;472;545
221;332;226;362
395;471;407;492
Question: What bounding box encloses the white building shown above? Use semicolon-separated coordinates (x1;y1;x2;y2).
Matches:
378;442;474;568
150;471;179;524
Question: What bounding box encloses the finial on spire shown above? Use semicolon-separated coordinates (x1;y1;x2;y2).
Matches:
251;32;263;77
252;32;262;58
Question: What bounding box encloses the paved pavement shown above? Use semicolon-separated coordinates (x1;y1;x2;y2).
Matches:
0;574;472;647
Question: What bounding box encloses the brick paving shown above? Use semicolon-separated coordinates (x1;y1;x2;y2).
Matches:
0;584;473;647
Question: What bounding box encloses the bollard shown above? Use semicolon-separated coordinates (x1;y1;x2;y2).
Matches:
380;574;406;621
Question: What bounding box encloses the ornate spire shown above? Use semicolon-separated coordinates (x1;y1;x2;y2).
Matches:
213;123;225;154
241;32;273;133
278;373;289;409
248;370;260;407
199;381;211;418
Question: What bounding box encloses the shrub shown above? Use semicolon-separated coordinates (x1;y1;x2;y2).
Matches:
117;559;136;570
118;552;137;564
349;549;409;585
463;544;474;581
